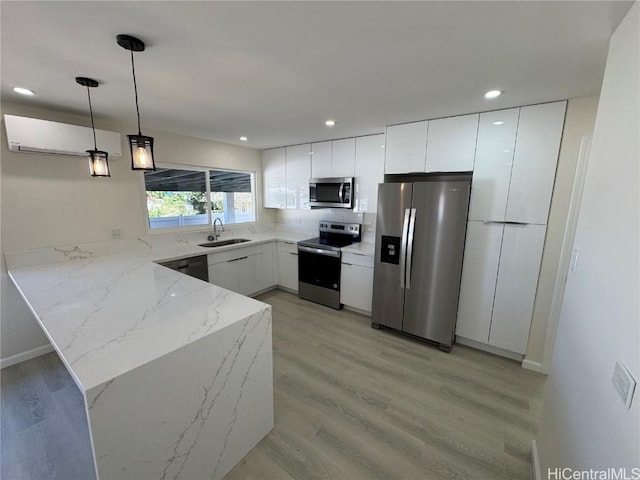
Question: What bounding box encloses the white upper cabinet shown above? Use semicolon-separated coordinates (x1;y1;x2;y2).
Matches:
384;121;428;174
331;138;356;177
262;147;286;209
506;101;567;224
468;108;520;222
311;141;332;178
489;223;547;354
285;144;311;209
425;114;479;172
311;139;356;178
354;134;385;213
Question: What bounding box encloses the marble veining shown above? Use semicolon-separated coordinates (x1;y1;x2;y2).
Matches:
7;230;276;479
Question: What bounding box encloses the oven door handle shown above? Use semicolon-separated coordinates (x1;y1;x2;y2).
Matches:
298;246;341;258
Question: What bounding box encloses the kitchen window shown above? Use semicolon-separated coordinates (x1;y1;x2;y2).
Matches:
144;166;256;230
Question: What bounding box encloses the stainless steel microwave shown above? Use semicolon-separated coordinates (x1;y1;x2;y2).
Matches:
309;177;354;209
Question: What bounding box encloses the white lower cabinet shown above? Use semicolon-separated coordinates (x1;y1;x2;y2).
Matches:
488;224;546;353
208;243;276;296
340;252;374;313
456;221;547;355
276;241;298;292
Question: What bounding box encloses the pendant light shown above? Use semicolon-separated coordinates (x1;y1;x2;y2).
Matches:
117;34;156;171
76;77;111;177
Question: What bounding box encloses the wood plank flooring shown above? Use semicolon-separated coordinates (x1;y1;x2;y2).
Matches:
1;290;546;479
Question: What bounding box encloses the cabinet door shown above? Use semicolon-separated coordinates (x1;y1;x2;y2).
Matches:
262;148;286;209
210;260;239;293
285;144;311;209
506;101;566;224
354;134;385;213
468;108;519;222
340;263;373;313
425;114;479;172
331;138;356;177
455;221;504;343
384;121;428;174
238;254;263;296
311;141;332;178
261;242;276;290
489;224;546;354
277;242;299;291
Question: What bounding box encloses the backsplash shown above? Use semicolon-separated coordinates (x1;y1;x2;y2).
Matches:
274;209;376;243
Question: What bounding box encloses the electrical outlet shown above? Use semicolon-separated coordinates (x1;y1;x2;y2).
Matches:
612;360;636;409
111;228;123;239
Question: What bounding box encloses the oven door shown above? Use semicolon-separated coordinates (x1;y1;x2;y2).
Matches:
298;246;342;290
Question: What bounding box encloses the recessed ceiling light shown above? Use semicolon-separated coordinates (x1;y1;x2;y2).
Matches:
239;136;248;142
13;87;35;96
493;121;504;125
325;119;336;127
484;90;502;99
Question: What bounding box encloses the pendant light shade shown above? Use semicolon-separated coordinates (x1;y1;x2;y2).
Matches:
117;34;156;171
76;77;110;178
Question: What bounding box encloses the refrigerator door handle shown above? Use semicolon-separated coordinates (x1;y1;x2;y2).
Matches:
399;208;411;288
405;208;417;289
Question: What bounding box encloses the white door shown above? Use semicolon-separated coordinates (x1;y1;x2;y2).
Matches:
311;141;332;178
455;220;504;343
210;260;239;293
285;144;311;209
340;264;373;312
331;138;356;177
425;113;479;172
506;101;567;224
238;254;263;296
260;242;276;291
262;148;286;209
277;242;299;291
467;108;519;222
384;121;428;174
354;134;385;213
489;223;547;354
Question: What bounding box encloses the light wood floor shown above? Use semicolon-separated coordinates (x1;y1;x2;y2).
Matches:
1;290;546;479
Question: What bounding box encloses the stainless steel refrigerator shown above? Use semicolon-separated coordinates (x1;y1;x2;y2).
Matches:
371;174;471;352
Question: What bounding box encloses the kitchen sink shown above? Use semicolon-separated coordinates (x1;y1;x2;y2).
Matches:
198;238;251;248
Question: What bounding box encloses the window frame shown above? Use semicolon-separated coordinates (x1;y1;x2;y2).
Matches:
140;163;258;234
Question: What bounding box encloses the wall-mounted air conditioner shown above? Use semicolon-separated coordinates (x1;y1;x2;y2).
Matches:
3;114;122;157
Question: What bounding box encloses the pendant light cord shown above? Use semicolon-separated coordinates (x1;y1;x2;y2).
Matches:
86;86;98;150
130;50;142;136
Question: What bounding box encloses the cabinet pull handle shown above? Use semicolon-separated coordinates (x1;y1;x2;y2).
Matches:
289;252;298;256
342;262;353;266
228;256;248;263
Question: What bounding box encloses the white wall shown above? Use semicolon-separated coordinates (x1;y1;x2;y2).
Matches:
524;96;599;370
0;101;274;364
536;2;639;471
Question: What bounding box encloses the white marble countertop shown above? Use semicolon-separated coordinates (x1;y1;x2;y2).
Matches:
4;229;306;393
341;241;375;257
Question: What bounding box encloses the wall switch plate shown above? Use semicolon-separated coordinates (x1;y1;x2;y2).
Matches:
612;360;636;409
570;247;580;272
111;228;123;239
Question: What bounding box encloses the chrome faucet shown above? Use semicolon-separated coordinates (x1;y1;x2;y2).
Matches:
210;218;224;241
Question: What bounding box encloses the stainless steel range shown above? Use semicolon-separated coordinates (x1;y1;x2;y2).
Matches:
298;221;361;309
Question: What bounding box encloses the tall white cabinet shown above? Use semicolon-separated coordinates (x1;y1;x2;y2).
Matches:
354;134;385;213
456;101;566;355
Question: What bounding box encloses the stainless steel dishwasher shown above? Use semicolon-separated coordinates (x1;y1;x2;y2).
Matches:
157;255;209;282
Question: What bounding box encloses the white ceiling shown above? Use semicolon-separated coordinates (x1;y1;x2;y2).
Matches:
0;1;632;149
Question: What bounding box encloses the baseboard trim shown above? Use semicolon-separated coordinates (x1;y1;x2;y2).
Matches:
1;344;54;369
343;305;372;317
455;336;524;362
522;359;545;373
531;439;542;480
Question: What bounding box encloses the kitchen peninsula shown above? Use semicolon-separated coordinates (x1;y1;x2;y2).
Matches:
5;236;274;480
